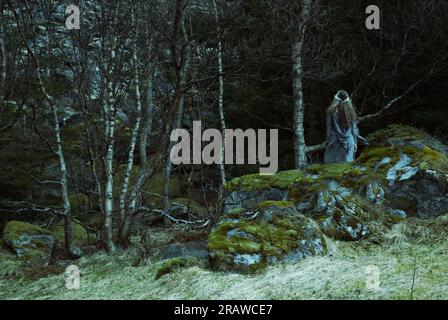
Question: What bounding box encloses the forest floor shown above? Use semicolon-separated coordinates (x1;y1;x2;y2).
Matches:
0;216;447;300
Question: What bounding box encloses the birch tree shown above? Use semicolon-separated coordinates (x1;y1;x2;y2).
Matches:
292;0;312;169
0;0;6;97
212;0;226;186
118;3;143;241
8;2;77;257
139;77;154;169
162;0;191;215
101;2;120;253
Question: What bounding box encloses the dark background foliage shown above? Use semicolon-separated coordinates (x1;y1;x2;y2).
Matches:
1;0;447;199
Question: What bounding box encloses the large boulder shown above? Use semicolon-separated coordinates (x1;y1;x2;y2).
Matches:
3;221;55;266
208;202;326;272
50;222;91;250
160;240;209;260
168;198;208;219
69;193;92;214
223;125;448;247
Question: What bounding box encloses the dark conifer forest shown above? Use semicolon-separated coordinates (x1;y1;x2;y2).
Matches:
0;0;447;300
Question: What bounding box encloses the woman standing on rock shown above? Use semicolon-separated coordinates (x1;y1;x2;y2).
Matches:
324;90;368;163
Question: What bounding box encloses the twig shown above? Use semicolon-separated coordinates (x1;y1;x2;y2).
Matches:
137;206;210;228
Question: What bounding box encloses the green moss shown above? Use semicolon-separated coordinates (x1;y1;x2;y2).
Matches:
61;122;85;156
141;172;182;207
2;221;55;265
50;222;90;248
306;162;369;189
155;257;204;279
208;221;262;254
367;124;433;147
170;198;207;217
208;213;324;265
69;193;91;213
3;221;52;242
258;200;295;209
307;162;358;179
227;207;245;216
0;243;22;278
226;169;305;191
355;147;399;169
404;146;448;173
112;166;183;208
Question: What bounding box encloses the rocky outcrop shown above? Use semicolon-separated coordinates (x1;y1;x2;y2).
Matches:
2;220;91;265
208;202;326;272
50;222;90;250
3;221;55;266
212;125;448;271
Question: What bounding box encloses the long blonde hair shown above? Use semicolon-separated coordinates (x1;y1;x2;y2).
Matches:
327;90;358;129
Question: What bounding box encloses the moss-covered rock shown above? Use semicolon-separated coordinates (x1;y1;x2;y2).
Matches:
366;124;448;156
69;193;92;214
208;204;326;272
143;173;183;207
223;125;448;245
114;166;183;208
169;198;208;219
50;222;91;250
3;221;55;266
0;239;23;278
155;257;205;279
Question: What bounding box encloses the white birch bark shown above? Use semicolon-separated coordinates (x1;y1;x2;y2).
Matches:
139;75;154;168
292;0;312;169
163;94;185;213
162;1;191;214
118;6;142;236
120;76;153;240
102;5;119;253
11;4;77;256
119;3;156;242
86;128;104;214
0;10;6;94
212;0;226;186
35;63;76;257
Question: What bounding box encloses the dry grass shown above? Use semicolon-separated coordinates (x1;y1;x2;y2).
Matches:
0;217;447;300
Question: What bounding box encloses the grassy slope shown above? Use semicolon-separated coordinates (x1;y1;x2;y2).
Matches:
0;217;447;300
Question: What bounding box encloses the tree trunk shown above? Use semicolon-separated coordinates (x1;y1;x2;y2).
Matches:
119;169;149;242
162;0;191;215
13;3;77;257
292;0;312;169
51;102;76;257
102;5;119;254
139;75;154;168
86;128;104;214
36;68;76;257
163;94;185;214
103;106;116;253
120;79;153;239
118;7;143;240
0;11;6;96
212;0;226;186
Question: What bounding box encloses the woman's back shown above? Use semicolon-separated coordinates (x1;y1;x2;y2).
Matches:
324;90;367;163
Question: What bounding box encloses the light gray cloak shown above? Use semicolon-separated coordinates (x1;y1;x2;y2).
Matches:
324;113;368;163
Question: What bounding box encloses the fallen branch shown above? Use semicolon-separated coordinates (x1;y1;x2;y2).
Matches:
1;201;100;239
136;206;210;228
305;141;327;153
